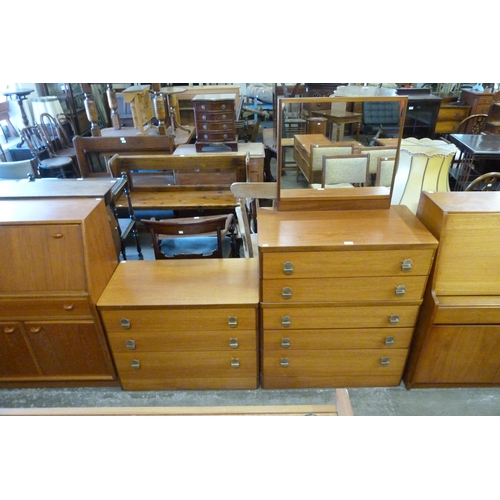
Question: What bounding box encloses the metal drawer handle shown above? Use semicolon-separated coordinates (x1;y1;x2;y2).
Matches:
131;360;140;370
221;104;226;110
281;316;291;327
201;105;206;110
395;285;406;297
202;114;207;120
231;358;240;368
389;314;400;324
126;339;136;350
30;326;41;333
280;358;290;368
229;338;239;349
281;338;291;348
222;114;227;120
120;318;131;329
384;336;395;346
380;357;390;366
63;304;74;311
283;261;294;275
4;327;15;334
282;287;292;299
401;258;413;271
228;316;238;328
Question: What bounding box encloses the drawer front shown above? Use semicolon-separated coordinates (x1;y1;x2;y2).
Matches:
193;100;234;112
263;327;414;350
195;111;234;122
434;121;463;134
262;305;420;329
437;107;470;121
114;351;258;390
197;121;235;132
100;308;257;333
434;306;500;325
262;275;428;303
476;104;492;115
196;131;236;142
107;329;257;353
263;349;409;378
262;249;435;279
476;95;494;106
0;296;92;319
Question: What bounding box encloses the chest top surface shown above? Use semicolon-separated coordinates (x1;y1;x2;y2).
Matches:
97;259;260;308
257;205;438;252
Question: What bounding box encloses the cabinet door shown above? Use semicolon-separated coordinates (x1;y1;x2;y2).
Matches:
0;224;86;293
0;322;40;378
414;325;500;384
25;321;115;379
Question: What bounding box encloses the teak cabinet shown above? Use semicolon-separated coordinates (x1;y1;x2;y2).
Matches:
404;191;500;388
0;198;119;386
258;206;438;389
97;260;260;390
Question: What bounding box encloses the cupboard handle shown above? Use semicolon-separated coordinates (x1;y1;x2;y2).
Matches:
401;259;413;271
384;336;395;346
281;338;291;348
120;318;131;329
283;261;294;275
4;327;15;334
229;338;239;349
230;358;240;368
280;358;290;368
30;326;41;333
131;360;140;370
389;314;400;324
52;233;63;239
395;285;406;297
228;316;238;328
126;339;136;350
380;357;390;366
281;316;291;327
282;287;292;299
63;304;74;311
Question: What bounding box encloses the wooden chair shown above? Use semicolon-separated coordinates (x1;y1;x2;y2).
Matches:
20;125;77;178
457;113;488;134
359;146;397;185
375;156;396;187
301;144;355;184
38;113;77;167
230;181;278;258
141;214;236;259
320;154;370;188
0;159;37;179
465;172;500;191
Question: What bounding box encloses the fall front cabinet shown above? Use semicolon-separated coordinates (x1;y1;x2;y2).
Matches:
258;206;438;389
0;198;119;386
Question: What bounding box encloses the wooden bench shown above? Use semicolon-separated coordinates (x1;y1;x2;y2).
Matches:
73;135;175;177
107;152;249;213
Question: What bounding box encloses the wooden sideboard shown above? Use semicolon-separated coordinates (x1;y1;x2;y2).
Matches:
404;191;500;388
258;205;438;389
0;198;119;387
97;259;260;390
434;99;470;136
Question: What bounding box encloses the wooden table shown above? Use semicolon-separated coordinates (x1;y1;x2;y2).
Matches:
312;109;362;141
100;125;195;147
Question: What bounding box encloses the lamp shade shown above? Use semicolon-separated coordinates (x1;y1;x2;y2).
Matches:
392;137;457;214
31;96;64;123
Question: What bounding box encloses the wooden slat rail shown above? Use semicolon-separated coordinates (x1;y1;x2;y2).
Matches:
73;135;176;178
108;152;249;211
0;389;353;416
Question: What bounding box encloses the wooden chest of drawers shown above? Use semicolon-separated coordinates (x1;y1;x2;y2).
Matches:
97;259;259;390
258;206;438;389
192;93;238;152
460;90;494;132
404;191;500;388
435;103;470;135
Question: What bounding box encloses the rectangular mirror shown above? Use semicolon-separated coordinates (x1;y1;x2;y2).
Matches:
276;93;408;211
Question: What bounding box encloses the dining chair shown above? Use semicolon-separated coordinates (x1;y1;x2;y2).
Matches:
465;172;500;191
0;159;37;179
456;114;488;134
320;154;370;188
38;113;78;165
359;146;397;184
230;181;278;258
141;214;236;259
20;125;77;178
375;156;396;187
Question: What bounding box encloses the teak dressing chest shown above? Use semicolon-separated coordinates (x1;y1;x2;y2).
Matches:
404;191;500;388
257;205;438;388
0;198;119;386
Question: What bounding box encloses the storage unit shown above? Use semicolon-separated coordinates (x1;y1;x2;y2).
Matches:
460;90;495;132
0;198;119;386
434;99;470;135
404;191;500;388
258;206;438;389
98;259;260;390
192;93;238;152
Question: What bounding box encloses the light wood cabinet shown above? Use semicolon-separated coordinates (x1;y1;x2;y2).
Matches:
0;198;119;386
258;206;438;389
404;191;500;388
97;260;260;390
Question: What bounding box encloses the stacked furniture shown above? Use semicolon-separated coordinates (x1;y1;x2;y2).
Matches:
404;191;500;388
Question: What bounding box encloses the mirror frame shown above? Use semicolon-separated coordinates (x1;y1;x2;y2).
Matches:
276;95;408;212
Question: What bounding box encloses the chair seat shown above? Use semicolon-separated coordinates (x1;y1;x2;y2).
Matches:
38;156;76;178
160;234;233;258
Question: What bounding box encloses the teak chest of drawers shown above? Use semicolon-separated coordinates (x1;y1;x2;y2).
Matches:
97;259;259;390
192;93;237;153
404;191;500;388
257;206;438;389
